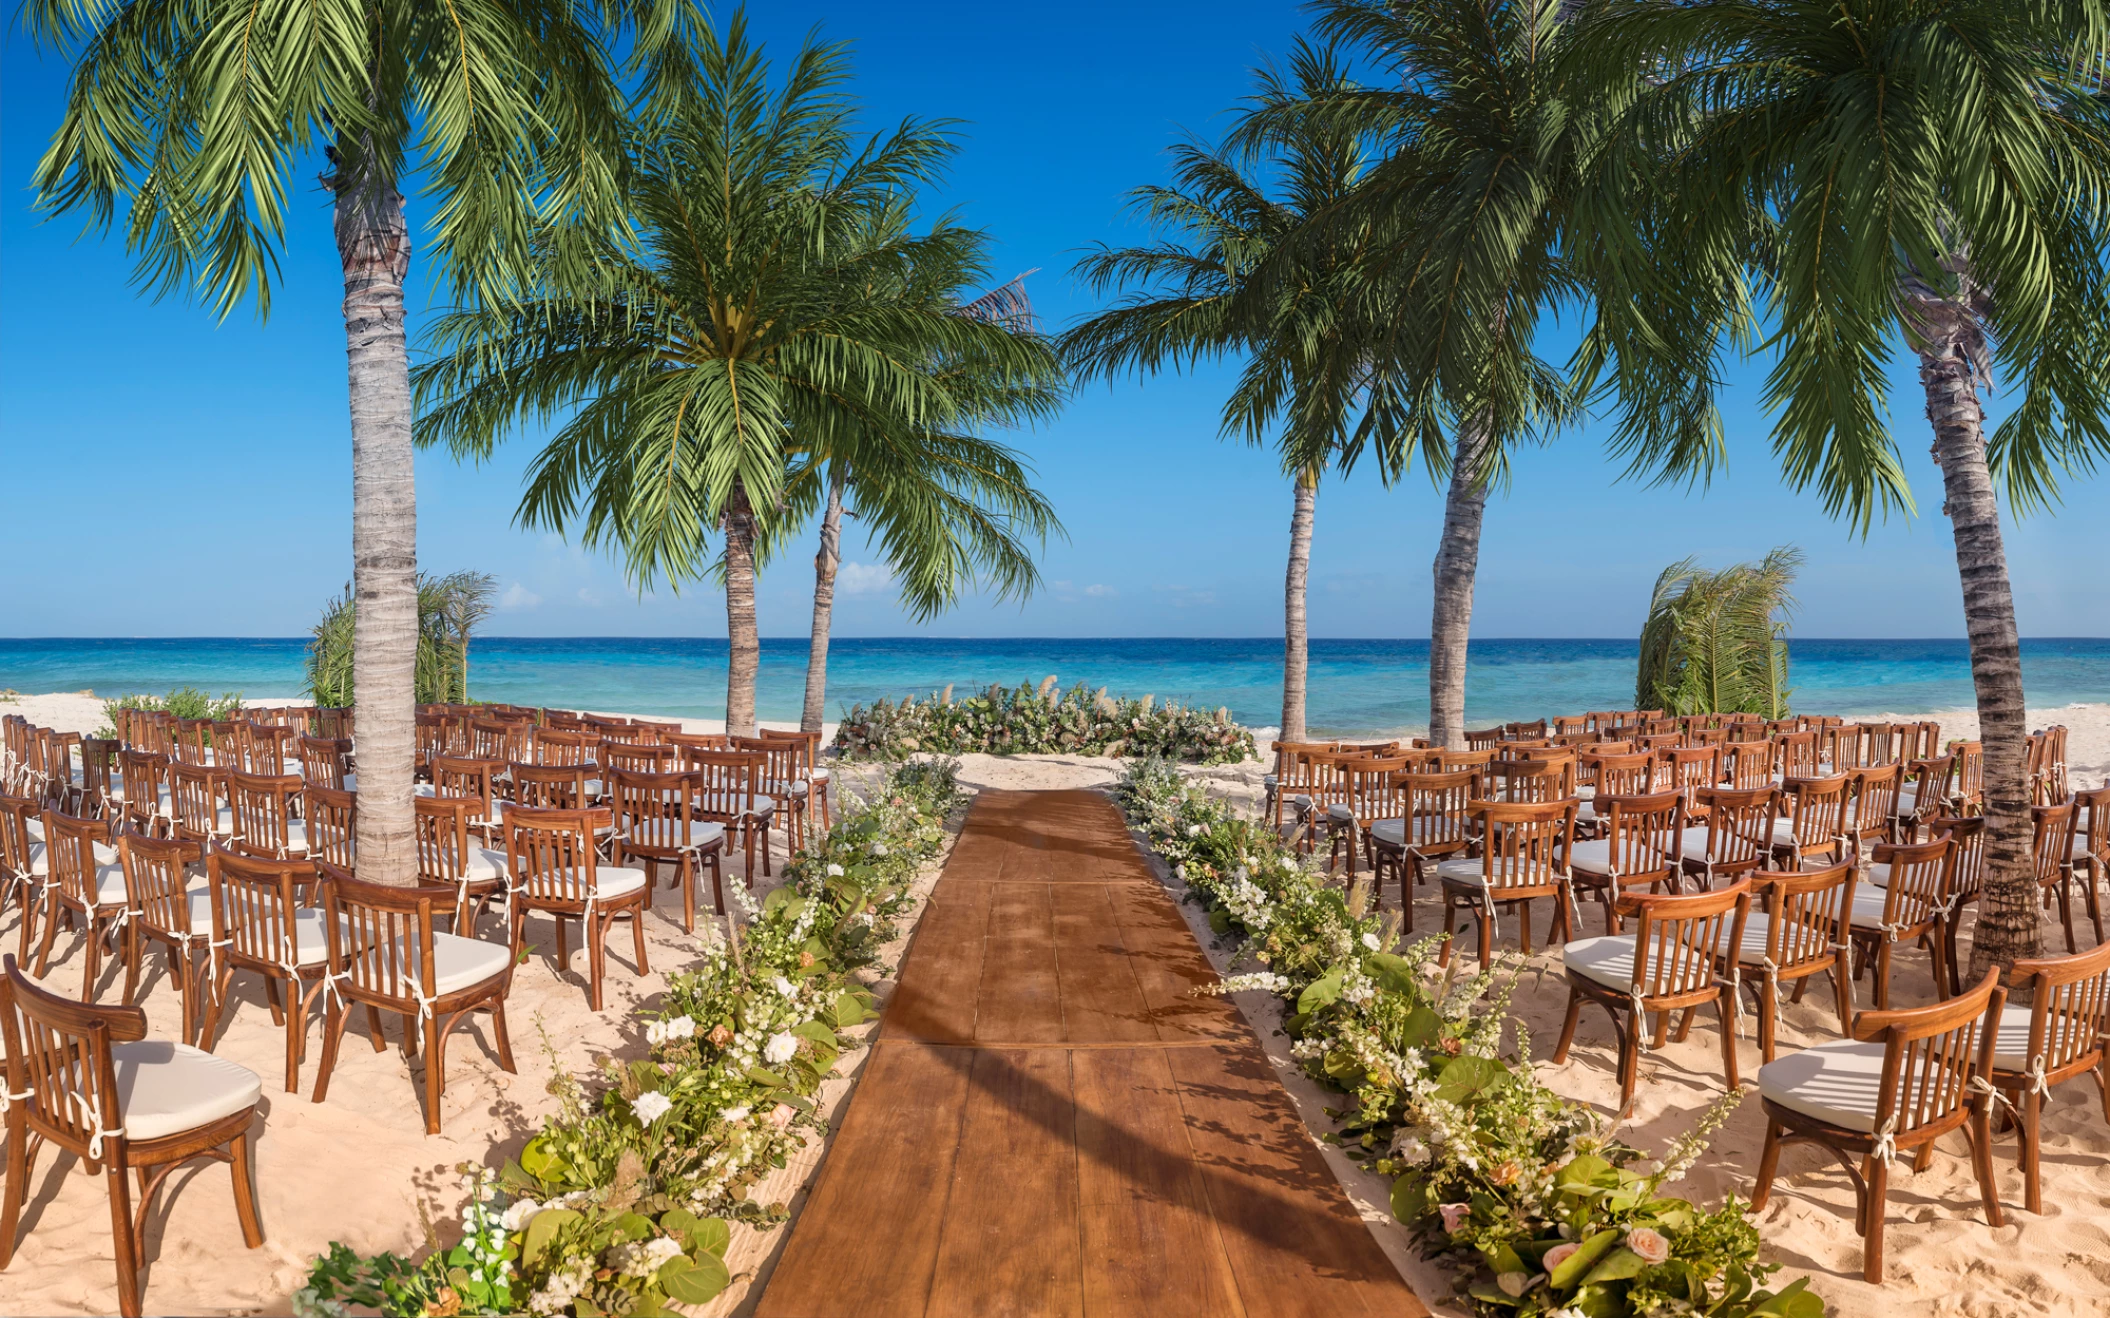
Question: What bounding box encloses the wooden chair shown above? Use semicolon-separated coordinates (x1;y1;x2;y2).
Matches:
304;786;357;871
510;761;591;812
1567;791;1685;934
1722;741;1775;792
1323;756;1410;876
28;812;129;998
680;752;770;897
759;728;833;837
609;768;726;934
2066;783;2110;948
1366;768;1476;928
1728;861;1857;1063
468;718;532;767
168;761;235;850
1577;751;1652;833
1892;754;1954;841
1552;878;1754;1109
602;740;679;776
428;755;503;843
0;955;265;1318
1771;775;1851;869
1843;763;1903;849
502;808;650;1010
115;832;212;1044
1659;745;1722;801
1752;968;2005;1283
311;862;517;1134
1482;757;1574;805
0;796;39;958
413;796;507;932
732;735;814;851
630;718;684;743
1774;731;1821;782
533;726;599;773
116;750;170;839
1678;785;1777;887
1985;941;2110;1213
197;847;330;1092
1949;740;1985;813
299;737;355;793
1435;799;1580;967
1849;836;1954;1009
1464;727;1505;752
225;771;307;860
2031;802;2083;953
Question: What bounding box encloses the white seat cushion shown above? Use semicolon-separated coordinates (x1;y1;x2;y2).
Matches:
682;821;727;851
1568;839;1614;877
341;773;358;793
92;863;130;907
1576;800;1599;825
810;767;829;783
1563;933;1636;988
25;841;121;879
1894;786;1918;814
1368;817;1453;848
1325;802;1354;822
1756;1039;1888;1131
594;865;648;899
1575;784;1597;800
1289;793;1314;810
1732;911;1775;963
1864;861;1892;888
402;932;513;995
1769;820;1800;848
111;1040;262;1142
784;780;810;799
1676;825;1713;863
1990;1002;2039;1071
1434;857;1486;884
1847;887;1919;930
752;794;776;816
26;817;45;844
467;848;510;882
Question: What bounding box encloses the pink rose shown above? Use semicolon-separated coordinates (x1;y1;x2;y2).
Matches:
769;1103;797;1130
1625;1226;1670;1265
1543;1242;1579;1272
1438;1202;1472;1234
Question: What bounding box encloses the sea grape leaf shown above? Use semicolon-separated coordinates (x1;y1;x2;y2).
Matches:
1390;1176;1428;1225
519;1135;561;1184
832;992;866;1027
690;1216;732;1258
1579;1247;1649;1285
520;1208;581;1268
792;1020;837;1047
1432;1054;1507;1102
659;1253;732;1305
1549;1229;1621;1289
1297;969;1344;1015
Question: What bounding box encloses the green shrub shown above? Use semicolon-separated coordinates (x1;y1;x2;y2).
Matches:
97;687;246;738
306;570;496;706
834;679;1254;764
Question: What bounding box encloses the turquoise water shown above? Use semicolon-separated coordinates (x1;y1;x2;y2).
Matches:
2;637;2104;736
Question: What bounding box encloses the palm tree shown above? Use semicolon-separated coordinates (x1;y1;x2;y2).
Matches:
1272;0;1597;750
792;269;1064;734
1063;42;1396;745
27;2;634;883
1635;548;1800;719
1589;0;2110;970
415;15;1061;736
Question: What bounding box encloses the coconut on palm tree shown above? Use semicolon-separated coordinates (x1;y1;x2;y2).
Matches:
414;15;1063;736
1063;41;1397;746
27;1;635;883
1587;0;2110;970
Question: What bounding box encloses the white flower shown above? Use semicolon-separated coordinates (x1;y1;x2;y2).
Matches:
499;1197;542;1232
763;1031;799;1065
1186;824;1203;837
869;841;889;856
629;1091;674;1124
826;862;845;877
721;1104;751;1123
1360;932;1380;951
610;1236;685;1278
1388;1131;1431;1164
773;975;798;997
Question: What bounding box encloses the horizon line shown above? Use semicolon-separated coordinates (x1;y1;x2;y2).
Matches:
5;634;2108;644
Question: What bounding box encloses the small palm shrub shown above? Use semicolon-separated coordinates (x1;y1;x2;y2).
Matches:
97;686;245;738
306;571;496;706
1635;548;1801;719
834;678;1256;764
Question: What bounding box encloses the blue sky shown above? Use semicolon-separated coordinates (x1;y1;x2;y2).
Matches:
1;1;2103;642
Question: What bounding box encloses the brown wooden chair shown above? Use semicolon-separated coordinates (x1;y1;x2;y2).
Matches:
28;811;130;999
0;796;39;958
304;786;357;872
609;768;726;934
1848;835;1954;1009
763;728;832;835
1752;968;2006;1283
1577;751;1652;833
1728;861;1857;1063
1482;757;1574;805
2065;783;2110;947
1770;775;1851;869
225;770;307;860
197;847;331;1092
1922;815;1987;990
298;737;355;793
1984;940;2110;1213
510;761;592;812
428;755;503;843
602;739;679;776
502;808;650;1011
732;735;814;851
680;750;773;884
1892;753;1955;841
1843;763;1903;849
311;862;516;1134
116;832;212;1045
1949;740;1985;812
1568;791;1685;934
1366;768;1477;929
533;726;599;772
413;795;507;932
1435;799;1580;967
1326;755;1412;876
1678;785;1777;887
167;761;235;850
2030;801;2083;953
1552;877;1754;1109
1464;726;1505;752
1775;731;1821;781
116;750;170;839
0;954;264;1318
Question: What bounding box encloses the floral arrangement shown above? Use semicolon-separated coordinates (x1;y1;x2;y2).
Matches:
833;677;1255;764
1112;759;1822;1318
296;760;964;1318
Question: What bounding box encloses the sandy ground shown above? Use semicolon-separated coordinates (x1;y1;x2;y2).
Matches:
4;689;2106;1317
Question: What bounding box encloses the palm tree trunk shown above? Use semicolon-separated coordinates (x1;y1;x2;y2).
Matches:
1281;473;1316;744
724;480;761;738
1428;420;1489;750
801;469;846;734
336;159;418;886
1919;336;2037;975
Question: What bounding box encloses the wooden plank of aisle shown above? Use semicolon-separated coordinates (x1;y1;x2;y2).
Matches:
755;789;1426;1318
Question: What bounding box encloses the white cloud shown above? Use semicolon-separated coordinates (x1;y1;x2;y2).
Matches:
1082;583;1116;598
837;562;894;596
576;587;605;606
499;582;541;610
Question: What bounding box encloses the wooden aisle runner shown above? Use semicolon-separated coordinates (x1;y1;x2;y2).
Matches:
756;789;1426;1318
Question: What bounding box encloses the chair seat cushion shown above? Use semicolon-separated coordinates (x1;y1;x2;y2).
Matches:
111;1040;263;1142
1847;887;1924;930
1732;911;1775;963
1864;861;1892;888
1990;1002;2039;1071
1325;802;1354;822
341;773;358;794
1756;1039;1888;1131
467;848;510;882
1568;839;1614;877
1368;817;1453;849
810;767;829;783
1562;933;1636;988
1434;858;1486;884
752;794;776;816
595;865;649;899
1894;786;1918;814
783;780;810;799
26;842;122;880
403;932;513;995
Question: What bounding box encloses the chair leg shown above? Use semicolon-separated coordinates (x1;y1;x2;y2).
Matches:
2019;1085;2043;1215
631;905;649;975
366;1004;388;1053
1752;1120;1783;1209
228;1126;264;1248
678;853;695;935
105;1156;141;1318
312;1001;352;1105
1477;905;1494;968
0;1114;28;1268
1758;977;1779;1065
1861;1156;1891;1284
489;996;517;1073
1617;1008;1641;1110
1715;995;1742;1086
1873;941;1892;1011
1438;899;1458;968
587;914;606;1012
119;924;141;1006
1551;987;1583;1063
423;1013;446;1136
282;979;304;1093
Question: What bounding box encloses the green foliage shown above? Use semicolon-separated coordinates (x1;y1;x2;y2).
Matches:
98;687;245;739
835;681;1255;765
412;13;1066;617
1114;759;1824;1318
306;571;496;706
301;761;961;1317
1635;548;1801;719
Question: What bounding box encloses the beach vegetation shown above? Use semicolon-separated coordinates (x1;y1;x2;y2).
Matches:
1062;41;1398;746
298;760;961;1317
304;572;498;707
1635;548;1800;720
1580;0;2110;971
96;687;245;739
25;0;643;886
413;14;1063;740
1114;759;1823;1318
835;680;1256;764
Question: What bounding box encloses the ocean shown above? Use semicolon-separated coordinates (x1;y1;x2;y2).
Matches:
3;636;2105;737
